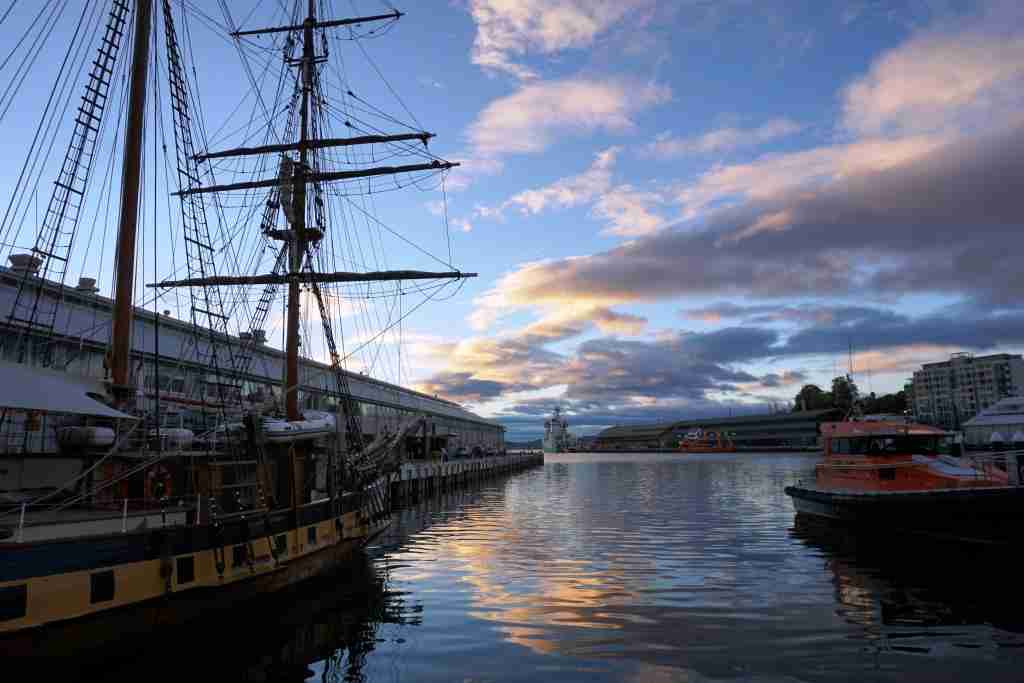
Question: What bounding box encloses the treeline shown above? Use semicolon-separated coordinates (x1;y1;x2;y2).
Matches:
793;376;907;415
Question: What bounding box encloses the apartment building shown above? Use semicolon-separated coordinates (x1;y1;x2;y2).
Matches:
911;352;1024;428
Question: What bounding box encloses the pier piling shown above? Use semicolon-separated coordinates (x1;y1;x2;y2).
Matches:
387;452;543;512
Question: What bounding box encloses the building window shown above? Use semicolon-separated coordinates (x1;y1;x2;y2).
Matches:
307;526;317;546
90;570;115;604
274;534;287;556
233;544;248;567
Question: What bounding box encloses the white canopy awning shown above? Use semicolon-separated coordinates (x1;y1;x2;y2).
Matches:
0;359;135;419
1012;432;1024;443
989;432;1005;443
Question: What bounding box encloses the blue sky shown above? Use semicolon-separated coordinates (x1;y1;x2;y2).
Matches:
2;1;1024;440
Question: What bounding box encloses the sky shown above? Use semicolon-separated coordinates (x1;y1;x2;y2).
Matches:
3;1;1024;441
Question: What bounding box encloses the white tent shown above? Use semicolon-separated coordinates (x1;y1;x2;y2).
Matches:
0;359;134;419
989;432;1005;443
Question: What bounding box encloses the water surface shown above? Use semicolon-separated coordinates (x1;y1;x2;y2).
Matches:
62;452;1024;681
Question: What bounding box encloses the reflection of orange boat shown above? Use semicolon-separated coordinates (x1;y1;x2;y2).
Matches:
790;515;1024;635
785;420;1024;544
678;428;734;453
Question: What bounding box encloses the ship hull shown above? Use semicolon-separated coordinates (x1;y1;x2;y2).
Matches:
678;445;735;453
0;478;394;652
785;484;1024;545
0;516;389;656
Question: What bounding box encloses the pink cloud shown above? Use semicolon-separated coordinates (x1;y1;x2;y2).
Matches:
468;0;654;79
642;118;803;158
842;2;1024;136
468;77;670;157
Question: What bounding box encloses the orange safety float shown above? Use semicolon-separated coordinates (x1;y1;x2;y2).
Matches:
145;464;173;500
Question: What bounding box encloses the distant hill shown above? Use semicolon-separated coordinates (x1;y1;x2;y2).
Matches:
506;439;542;450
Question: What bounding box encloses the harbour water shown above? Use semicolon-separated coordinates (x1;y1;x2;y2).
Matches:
51;452;1024;681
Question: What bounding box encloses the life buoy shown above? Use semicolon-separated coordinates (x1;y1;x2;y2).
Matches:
146;464;173;500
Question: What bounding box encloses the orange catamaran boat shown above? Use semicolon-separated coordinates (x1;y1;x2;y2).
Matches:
678;428;735;453
785;420;1024;544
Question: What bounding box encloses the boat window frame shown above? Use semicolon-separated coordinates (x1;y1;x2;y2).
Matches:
90;570;115;604
830;437;867;456
0;584;27;621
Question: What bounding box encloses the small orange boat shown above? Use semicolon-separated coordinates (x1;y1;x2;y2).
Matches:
678;428;735;453
785;420;1024;544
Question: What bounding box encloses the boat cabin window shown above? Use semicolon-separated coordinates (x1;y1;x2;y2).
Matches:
832;435;941;456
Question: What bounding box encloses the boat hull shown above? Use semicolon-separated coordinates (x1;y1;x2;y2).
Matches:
0;514;390;656
0;472;395;650
785;484;1024;544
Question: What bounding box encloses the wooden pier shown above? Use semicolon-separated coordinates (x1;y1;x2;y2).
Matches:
387;452;544;508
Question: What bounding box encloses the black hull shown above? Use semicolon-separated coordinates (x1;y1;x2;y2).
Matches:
784;485;1024;545
0;517;390;657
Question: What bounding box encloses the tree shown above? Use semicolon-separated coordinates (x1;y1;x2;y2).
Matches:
831;375;860;415
793;384;833;412
860;390;907;415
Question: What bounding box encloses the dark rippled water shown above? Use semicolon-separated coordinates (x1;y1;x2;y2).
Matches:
63;452;1024;682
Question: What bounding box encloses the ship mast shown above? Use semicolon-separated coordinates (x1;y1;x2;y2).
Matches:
109;0;153;404
153;3;474;428
285;0;316;421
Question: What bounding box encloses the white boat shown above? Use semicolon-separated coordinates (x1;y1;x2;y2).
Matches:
543;407;573;453
56;426;116;449
146;412;194;449
262;412;335;443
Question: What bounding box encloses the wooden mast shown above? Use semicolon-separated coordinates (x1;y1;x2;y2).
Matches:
109;0;153;403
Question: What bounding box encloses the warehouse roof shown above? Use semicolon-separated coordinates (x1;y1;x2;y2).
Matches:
596;409;840;440
596;422;677;439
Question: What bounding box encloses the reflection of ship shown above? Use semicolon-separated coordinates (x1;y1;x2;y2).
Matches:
678;427;735;453
785;419;1024;544
791;515;1024;636
543;407;574;453
40;555;421;679
0;0;474;642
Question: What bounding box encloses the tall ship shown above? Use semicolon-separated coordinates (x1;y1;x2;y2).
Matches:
0;0;491;647
542;407;573;453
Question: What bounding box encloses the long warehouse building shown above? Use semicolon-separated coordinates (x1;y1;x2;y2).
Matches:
594;409;841;451
0;262;503;455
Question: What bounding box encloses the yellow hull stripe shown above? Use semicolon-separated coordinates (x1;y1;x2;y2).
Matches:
0;511;372;633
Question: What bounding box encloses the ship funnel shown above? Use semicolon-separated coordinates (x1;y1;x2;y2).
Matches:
8;253;41;277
